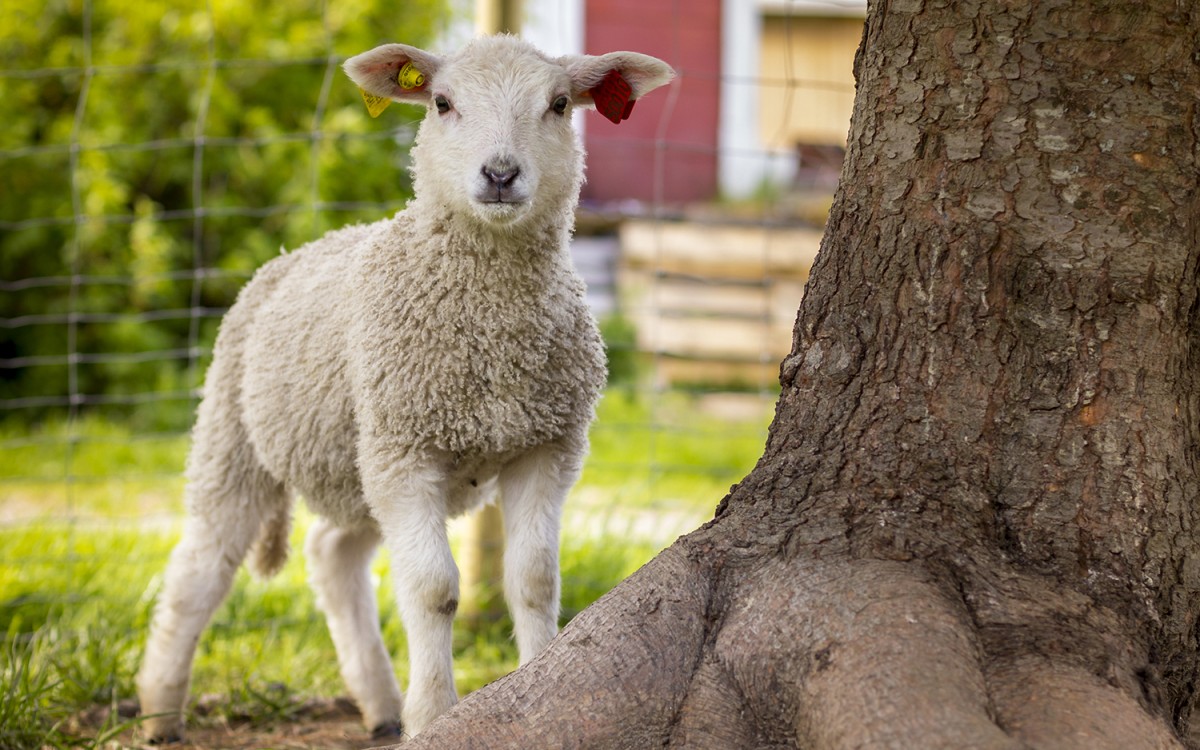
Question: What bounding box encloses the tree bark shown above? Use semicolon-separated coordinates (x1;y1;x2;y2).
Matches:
398;0;1200;746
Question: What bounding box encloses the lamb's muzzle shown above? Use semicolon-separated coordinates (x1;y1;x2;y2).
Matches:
478;159;523;203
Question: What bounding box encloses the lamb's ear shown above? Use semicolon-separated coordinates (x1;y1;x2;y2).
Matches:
344;43;442;113
561;52;675;124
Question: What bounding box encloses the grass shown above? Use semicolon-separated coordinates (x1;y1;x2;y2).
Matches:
0;387;773;749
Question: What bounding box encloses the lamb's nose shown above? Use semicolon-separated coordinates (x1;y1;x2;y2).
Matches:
483;164;520;189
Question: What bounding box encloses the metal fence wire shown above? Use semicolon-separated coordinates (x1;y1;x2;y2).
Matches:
0;0;858;642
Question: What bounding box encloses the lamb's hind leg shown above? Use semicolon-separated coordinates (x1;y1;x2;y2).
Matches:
136;464;285;742
304;516;403;738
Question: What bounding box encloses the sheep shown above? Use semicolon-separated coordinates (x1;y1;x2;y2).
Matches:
134;34;674;743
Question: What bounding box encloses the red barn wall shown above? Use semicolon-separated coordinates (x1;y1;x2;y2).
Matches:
582;0;721;205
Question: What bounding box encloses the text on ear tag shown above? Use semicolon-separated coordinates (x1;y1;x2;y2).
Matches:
591;69;634;124
360;88;392;118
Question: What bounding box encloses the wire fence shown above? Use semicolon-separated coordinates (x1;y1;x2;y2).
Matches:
0;0;859;676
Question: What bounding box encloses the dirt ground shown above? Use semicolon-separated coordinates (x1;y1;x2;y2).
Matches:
74;696;399;750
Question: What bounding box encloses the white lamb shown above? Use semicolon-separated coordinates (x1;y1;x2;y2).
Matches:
135;34;673;742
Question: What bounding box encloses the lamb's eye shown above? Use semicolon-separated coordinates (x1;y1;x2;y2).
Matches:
434;95;451;114
551;95;569;115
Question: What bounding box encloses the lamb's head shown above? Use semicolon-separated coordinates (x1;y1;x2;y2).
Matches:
345;35;673;228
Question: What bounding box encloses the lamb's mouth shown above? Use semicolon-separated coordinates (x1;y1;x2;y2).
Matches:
477;197;525;205
473;197;527;223
475;189;528;205
474;195;529;218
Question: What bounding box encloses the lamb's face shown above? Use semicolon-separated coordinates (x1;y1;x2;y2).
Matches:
415;52;582;227
344;37;674;229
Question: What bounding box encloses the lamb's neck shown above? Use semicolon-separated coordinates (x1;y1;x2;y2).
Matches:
404;198;574;260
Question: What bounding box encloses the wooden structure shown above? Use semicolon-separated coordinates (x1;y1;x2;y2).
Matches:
618;218;822;388
758;8;862;150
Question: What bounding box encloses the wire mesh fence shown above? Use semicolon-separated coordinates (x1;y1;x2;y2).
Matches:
0;0;860;741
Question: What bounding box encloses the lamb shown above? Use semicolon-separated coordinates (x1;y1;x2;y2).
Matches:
135;34;673;742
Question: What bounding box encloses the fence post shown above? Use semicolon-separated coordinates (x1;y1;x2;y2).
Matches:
459;0;524;625
474;0;523;39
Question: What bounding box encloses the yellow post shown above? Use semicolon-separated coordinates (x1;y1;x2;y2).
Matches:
459;500;506;622
475;0;523;35
459;0;524;624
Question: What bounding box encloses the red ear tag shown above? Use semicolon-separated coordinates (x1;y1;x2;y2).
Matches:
591;69;634;124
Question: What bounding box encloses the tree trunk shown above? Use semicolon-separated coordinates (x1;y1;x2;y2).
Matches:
399;1;1200;746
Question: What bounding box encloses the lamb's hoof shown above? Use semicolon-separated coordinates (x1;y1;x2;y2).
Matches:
370;719;405;740
145;730;183;745
139;713;184;745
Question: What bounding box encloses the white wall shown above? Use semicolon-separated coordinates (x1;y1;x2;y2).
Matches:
436;0;584;54
720;0;775;199
521;0;587;137
521;0;584;57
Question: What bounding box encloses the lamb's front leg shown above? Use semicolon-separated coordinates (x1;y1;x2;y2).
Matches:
499;443;580;663
362;455;459;737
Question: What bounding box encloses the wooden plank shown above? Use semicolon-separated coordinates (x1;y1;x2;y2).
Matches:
620;219;822;279
655;359;782;390
628;314;792;361
619;269;805;326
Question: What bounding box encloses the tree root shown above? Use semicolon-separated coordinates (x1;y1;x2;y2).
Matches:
391;543;1184;749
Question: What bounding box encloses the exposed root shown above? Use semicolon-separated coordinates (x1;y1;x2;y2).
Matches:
387;546;1185;749
988;656;1184;749
715;557;1024;749
396;546;714;749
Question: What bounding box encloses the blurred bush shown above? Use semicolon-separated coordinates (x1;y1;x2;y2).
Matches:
0;0;448;430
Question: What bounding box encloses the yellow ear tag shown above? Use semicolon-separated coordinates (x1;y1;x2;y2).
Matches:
359;62;425;118
398;61;426;90
359;88;392;118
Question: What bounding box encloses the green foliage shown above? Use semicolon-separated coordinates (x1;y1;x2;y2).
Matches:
0;0;446;429
0;522;167;749
582;387;771;507
1;635;64;750
598;313;639;385
0;416;188;480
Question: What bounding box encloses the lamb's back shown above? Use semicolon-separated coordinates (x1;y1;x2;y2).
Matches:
236;221;381;523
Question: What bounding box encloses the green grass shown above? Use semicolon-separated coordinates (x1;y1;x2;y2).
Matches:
0;417;189;519
583;387;771;506
0;387;773;749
